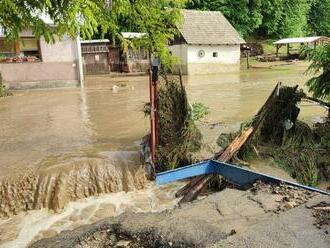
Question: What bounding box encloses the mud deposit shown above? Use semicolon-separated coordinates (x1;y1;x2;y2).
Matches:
0;152;147;218
30;184;330;248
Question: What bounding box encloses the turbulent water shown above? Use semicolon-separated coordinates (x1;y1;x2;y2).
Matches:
0;151;147;219
0;62;328;247
0;181;184;248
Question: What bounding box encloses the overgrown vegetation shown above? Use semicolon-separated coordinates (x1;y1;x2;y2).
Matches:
0;73;12;97
218;86;330;186
308;0;330;37
144;79;204;171
191;103;210;121
306;43;330;105
156;79;203;171
186;0;329;39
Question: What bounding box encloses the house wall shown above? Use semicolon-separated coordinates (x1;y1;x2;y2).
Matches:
0;37;79;89
187;45;240;75
169;44;188;74
169;44;241;75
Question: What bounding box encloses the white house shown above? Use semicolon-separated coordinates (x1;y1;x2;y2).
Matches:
169;9;245;75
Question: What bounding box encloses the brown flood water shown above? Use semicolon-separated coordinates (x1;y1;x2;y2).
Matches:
0;62;328;247
0;62;326;177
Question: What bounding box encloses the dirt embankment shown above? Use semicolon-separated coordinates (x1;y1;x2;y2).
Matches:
30;183;330;248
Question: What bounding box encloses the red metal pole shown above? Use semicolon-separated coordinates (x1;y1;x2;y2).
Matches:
149;69;156;163
153;78;158;147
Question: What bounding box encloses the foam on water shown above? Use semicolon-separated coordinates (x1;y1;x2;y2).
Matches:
0;181;185;248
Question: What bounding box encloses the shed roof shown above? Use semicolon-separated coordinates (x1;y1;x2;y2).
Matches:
178;9;245;45
81;39;110;44
273;36;328;45
121;32;146;39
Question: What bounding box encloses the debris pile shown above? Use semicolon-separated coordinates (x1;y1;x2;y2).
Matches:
144;78;202;171
250;181;317;213
310;201;330;233
174;83;329;202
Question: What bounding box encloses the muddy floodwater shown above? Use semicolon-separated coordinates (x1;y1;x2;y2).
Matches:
0;62;328;247
0;62;326;176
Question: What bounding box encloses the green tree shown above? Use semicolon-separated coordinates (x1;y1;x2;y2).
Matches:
257;0;311;38
0;0;184;66
106;0;184;68
186;0;314;39
277;0;311;38
256;0;284;38
306;44;330;105
308;0;330;36
0;0;105;41
186;0;263;38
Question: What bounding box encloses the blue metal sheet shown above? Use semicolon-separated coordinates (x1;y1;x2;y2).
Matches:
155;160;215;185
156;160;330;196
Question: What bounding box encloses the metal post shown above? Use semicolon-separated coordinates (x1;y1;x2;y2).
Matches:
153;77;158;148
149;69;156;163
76;35;84;88
246;50;250;69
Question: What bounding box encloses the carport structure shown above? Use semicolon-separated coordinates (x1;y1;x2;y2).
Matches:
273;36;329;57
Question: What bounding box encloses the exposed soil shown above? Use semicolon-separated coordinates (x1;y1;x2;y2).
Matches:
30;183;330;248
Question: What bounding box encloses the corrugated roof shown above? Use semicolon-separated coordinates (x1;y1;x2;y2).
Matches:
121;32;146;39
273;36;326;45
178;9;245;45
81;39;110;44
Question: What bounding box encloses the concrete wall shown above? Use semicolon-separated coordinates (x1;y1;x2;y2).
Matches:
187;45;240;75
40;36;78;63
170;44;241;75
169;44;188;74
0;37;79;89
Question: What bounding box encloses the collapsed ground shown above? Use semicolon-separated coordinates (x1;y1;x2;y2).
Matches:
30;182;329;248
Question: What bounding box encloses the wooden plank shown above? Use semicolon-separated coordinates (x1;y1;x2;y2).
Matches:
178;83;281;204
175;176;204;198
179;128;254;204
179;175;212;204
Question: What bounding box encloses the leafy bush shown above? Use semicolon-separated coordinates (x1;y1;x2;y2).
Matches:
191;102;210;121
0;73;12;97
156;79;202;171
306;44;330;102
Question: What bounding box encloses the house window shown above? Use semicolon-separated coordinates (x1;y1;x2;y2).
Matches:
19;38;40;57
0;39;15;58
213;52;218;58
0;37;41;63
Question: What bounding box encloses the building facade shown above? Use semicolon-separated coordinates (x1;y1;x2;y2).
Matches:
169;10;245;75
81;33;149;76
0;30;82;89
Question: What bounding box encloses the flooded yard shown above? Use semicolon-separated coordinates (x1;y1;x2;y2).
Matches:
0;62;326;177
0;62;328;247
